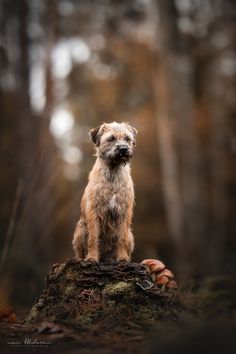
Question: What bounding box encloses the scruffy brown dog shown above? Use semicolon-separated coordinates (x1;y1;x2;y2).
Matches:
72;122;137;262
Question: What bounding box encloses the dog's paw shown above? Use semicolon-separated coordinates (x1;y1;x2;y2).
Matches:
84;256;99;263
117;258;130;262
117;254;130;262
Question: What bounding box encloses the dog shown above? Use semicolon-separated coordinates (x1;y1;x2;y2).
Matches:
72;122;137;262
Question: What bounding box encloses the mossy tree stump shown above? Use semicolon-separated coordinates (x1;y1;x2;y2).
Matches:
26;259;176;331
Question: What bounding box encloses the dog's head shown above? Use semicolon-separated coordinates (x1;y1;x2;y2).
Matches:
90;122;137;165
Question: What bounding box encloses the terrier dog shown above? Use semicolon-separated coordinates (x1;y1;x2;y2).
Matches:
72;122;137;262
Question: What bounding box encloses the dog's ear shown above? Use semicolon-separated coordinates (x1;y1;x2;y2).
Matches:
89;126;102;146
130;126;137;138
127;125;137;141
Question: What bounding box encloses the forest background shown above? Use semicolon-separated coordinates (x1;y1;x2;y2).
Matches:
0;0;235;316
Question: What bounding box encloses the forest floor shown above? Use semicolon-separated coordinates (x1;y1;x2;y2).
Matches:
0;262;235;354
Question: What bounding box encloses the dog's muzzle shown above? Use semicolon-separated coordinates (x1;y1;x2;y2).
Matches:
115;145;131;161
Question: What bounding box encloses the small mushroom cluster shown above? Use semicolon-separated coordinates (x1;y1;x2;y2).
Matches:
141;259;177;289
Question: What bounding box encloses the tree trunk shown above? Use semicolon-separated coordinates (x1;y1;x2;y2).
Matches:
26;260;176;329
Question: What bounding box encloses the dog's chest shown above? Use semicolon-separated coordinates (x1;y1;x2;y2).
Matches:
95;169;133;220
107;193;124;220
104;192;125;228
108;194;117;212
98;188;129;221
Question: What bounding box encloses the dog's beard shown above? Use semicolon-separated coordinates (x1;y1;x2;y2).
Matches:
100;148;132;165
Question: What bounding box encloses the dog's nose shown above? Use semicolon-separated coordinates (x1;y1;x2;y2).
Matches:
118;145;128;154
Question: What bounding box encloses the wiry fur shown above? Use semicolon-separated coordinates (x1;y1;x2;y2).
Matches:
72;122;137;262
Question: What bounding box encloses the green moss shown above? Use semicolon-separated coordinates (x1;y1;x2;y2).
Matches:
52;263;67;276
25;305;39;323
103;281;134;300
64;285;76;296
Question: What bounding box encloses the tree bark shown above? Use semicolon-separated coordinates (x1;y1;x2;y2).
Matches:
26;260;176;329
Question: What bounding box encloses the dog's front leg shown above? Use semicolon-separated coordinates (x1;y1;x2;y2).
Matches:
116;224;134;261
85;210;100;262
116;201;134;261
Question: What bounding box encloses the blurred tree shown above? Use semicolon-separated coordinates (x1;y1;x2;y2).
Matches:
0;0;61;307
153;0;236;277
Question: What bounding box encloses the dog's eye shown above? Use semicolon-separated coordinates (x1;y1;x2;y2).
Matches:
107;135;116;142
124;135;131;142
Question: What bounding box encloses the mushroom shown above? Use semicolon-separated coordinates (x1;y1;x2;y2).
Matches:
166;280;178;289
141;259;165;273
155;268;174;280
141;259;177;289
155;275;169;285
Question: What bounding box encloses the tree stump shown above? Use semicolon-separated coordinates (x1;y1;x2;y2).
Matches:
26;259;176;331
